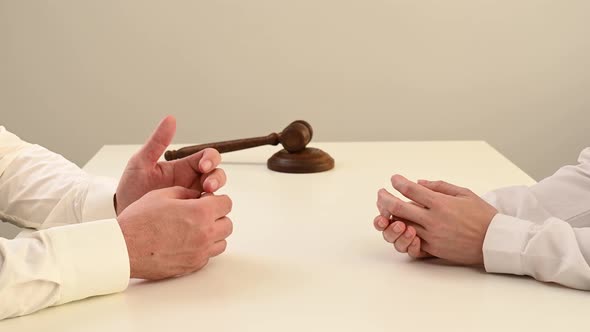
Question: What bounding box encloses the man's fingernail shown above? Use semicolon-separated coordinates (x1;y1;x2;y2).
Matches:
405;230;413;238
393;224;403;233
208;179;219;190
201;160;212;172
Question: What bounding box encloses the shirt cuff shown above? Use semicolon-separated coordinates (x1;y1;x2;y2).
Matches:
45;219;130;304
82;176;118;222
482;214;534;276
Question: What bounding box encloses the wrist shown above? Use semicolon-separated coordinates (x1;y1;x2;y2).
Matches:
117;217;137;278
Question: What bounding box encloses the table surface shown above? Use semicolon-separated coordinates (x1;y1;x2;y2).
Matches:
3;141;587;331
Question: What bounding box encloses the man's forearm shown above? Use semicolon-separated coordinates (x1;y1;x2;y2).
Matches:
0;220;130;320
0;142;119;230
483;147;590;225
484;214;590;290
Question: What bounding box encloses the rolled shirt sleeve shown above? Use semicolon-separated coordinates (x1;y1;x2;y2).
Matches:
0;126;130;320
483;214;590;290
1;220;129;319
481;147;590;290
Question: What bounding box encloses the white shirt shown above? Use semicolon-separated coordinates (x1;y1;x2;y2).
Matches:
483;147;590;290
0;126;129;320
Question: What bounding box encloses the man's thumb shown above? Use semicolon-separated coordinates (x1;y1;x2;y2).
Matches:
136;115;176;165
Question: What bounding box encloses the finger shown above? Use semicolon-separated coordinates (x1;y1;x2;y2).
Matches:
166;148;222;189
376;189;392;218
382;221;406;243
174;148;221;174
420;240;437;258
417;179;469;197
156;186;201;200
373;215;391;231
136;115;176;165
392;218;428;239
200;168;227;193
200;194;233;218
213;217;233;241
198;148;222;173
376;212;426;234
407;236;431;259
377;189;430;227
393;226;416;253
209;240;228;257
391;174;437;208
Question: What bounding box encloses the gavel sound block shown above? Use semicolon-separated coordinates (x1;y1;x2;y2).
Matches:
164;120;335;173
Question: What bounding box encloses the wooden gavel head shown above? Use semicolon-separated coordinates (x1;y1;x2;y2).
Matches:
164;120;334;173
278;120;313;153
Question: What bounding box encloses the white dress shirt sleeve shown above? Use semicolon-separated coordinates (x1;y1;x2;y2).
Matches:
482;147;590;290
0;126;129;320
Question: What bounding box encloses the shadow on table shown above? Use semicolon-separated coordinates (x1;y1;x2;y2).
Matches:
125;253;303;305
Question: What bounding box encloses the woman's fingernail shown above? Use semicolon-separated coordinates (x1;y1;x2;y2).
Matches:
378;219;387;228
393;224;403;233
405;230;413;238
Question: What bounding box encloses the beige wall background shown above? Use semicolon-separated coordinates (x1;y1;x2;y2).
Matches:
0;0;589;239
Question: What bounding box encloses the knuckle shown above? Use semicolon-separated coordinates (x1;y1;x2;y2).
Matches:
187;253;206;270
222;195;233;212
428;245;440;257
194;203;212;219
193;230;208;245
198;257;210;269
218;240;228;253
226;219;234;237
432;181;444;189
394;241;407;253
189;253;202;267
171;185;185;195
390;200;402;215
378;188;389;200
184;251;201;269
206;224;216;237
429;196;439;208
395;181;409;196
422;195;435;208
401;184;413;196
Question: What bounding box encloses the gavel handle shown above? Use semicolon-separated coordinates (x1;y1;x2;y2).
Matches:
164;133;280;161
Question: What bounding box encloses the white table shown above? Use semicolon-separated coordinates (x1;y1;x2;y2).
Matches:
2;141;586;331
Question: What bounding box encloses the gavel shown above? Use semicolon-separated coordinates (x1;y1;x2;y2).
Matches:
164;120;334;173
